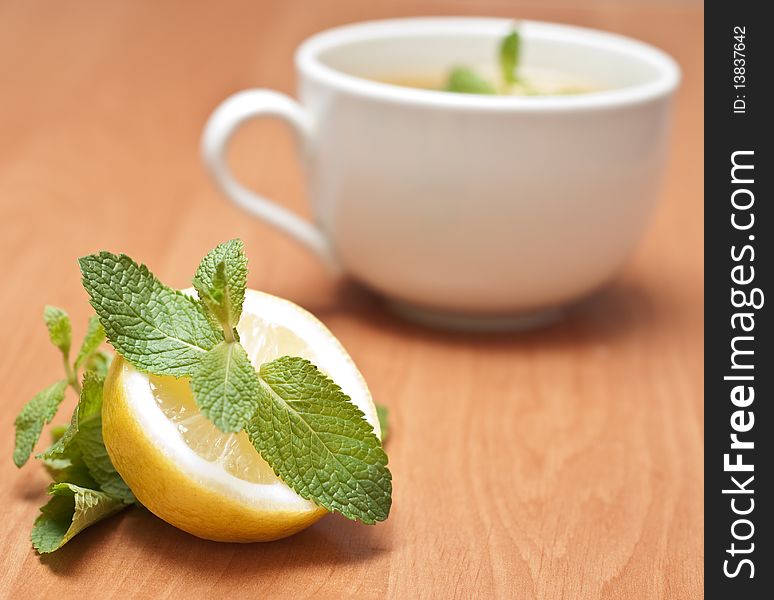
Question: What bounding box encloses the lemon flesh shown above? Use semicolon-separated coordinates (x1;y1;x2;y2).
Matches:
102;289;379;542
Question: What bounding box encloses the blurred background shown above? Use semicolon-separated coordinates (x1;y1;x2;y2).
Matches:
0;0;702;306
1;1;703;598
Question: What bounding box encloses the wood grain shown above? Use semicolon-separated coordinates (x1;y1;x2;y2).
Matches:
0;1;703;598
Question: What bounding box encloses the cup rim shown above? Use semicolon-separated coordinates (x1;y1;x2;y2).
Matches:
295;17;681;112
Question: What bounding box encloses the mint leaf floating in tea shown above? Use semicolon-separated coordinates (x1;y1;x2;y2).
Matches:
444;28;520;95
438;26;595;96
499;29;521;85
445;66;497;95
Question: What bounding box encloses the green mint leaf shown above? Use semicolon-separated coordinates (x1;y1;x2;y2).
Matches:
192;239;247;331
31;483;128;554
85;349;113;379
41;372;135;503
77;423;135;503
446;67;497;95
376;404;389;442
79;252;222;377
13;380;68;467
40;419;76;462
74;315;106;370
190;341;260;433
499;29;521;85
41;453;100;489
42;372;103;461
43;306;72;358
72;373;135;502
39;398;99;489
247;357;392;524
49;424;69;443
192;263;224;313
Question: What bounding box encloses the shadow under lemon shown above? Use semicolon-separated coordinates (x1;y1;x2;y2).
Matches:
40;505;389;577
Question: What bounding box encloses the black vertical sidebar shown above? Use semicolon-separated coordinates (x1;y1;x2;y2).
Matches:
705;2;771;598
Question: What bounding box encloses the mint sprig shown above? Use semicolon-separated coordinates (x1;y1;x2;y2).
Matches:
13;306;135;553
15;240;392;556
189;241;257;431
42;371;135;503
79;239;392;524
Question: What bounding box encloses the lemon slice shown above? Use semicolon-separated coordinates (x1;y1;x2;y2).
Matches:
102;289;379;542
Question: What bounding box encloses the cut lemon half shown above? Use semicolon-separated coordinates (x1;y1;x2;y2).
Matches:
102;289;379;542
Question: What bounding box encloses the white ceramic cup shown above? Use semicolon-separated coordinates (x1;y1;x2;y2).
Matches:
201;18;680;329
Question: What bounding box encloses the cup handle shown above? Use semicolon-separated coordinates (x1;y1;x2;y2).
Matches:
201;89;339;271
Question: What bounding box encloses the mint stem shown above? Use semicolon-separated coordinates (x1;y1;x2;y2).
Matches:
63;358;81;394
217;290;235;343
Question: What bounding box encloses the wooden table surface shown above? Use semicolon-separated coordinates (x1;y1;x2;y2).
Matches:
0;1;703;598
